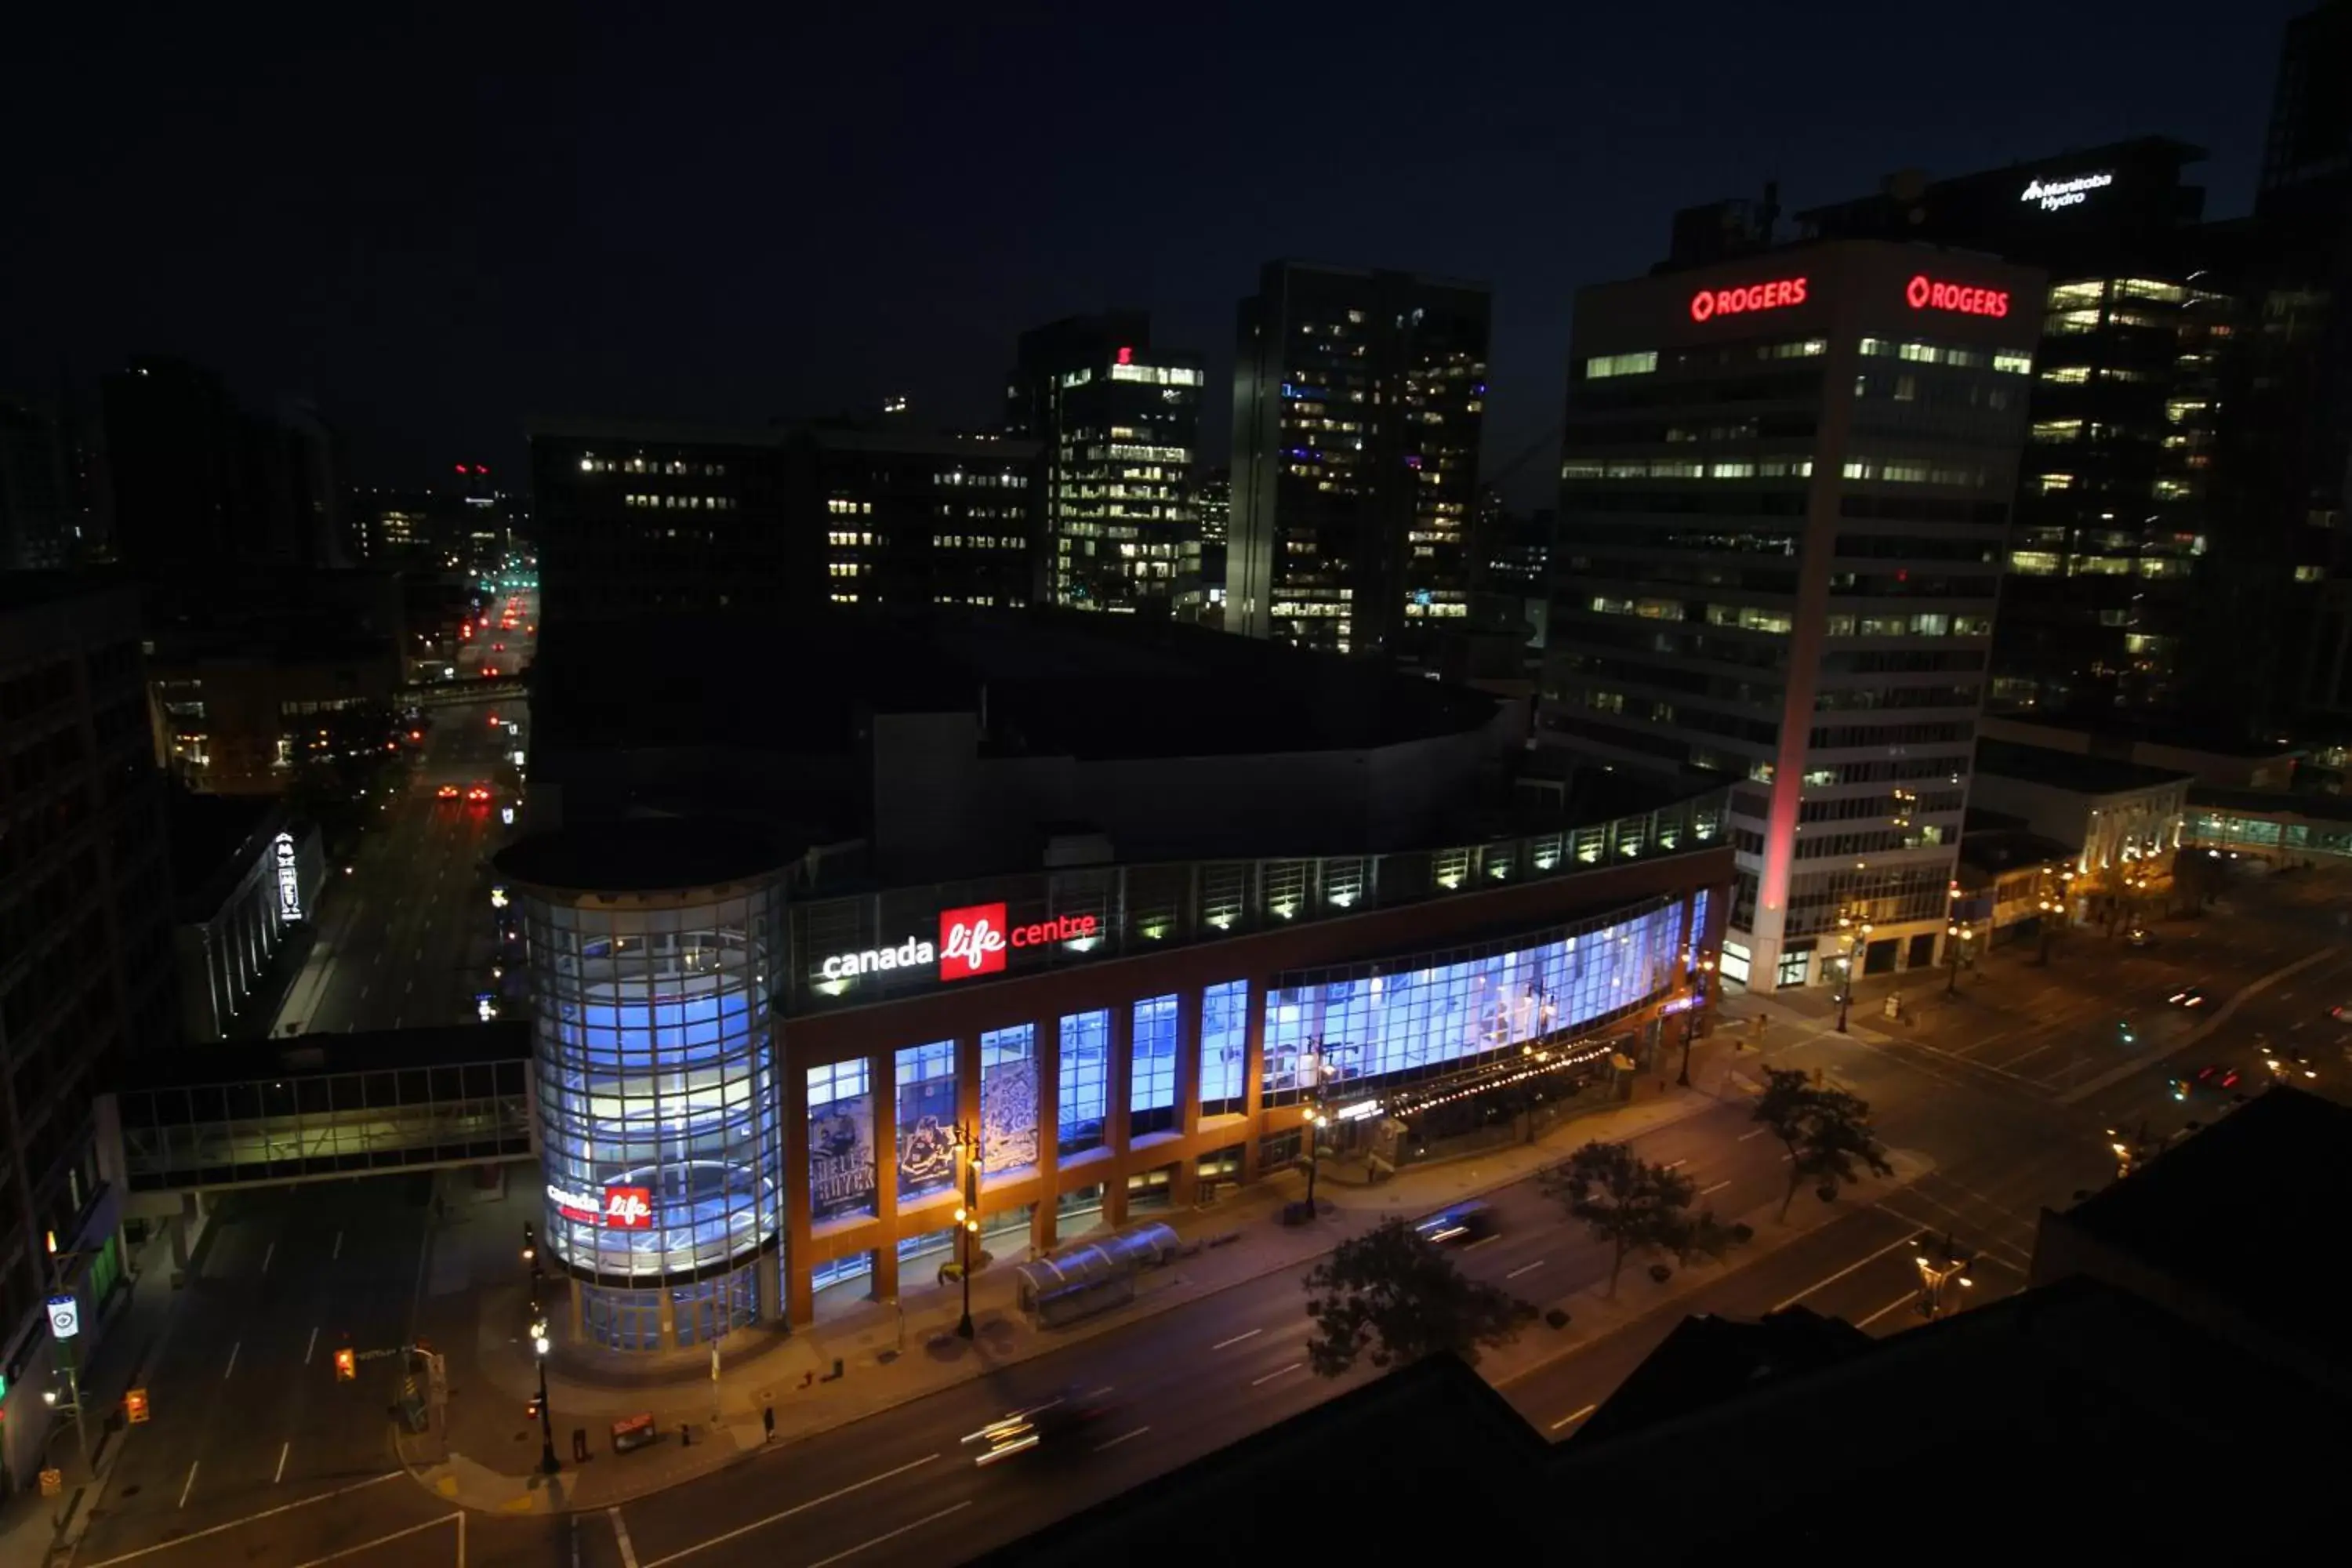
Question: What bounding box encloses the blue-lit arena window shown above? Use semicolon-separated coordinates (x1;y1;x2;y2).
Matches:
528;896;785;1287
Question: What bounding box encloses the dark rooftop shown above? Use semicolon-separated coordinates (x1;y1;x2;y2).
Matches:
166;787;283;918
492;815;791;894
1956;825;2078;876
1983;709;2299;759
1552;1275;2351;1555
1976;737;2192;797
2046;1086;2351;1364
964;1353;1548;1566
532;606;1503;764
1568;1307;1872;1449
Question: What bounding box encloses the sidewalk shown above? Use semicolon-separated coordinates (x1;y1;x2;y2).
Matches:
395;1039;1760;1515
0;1229;204;1568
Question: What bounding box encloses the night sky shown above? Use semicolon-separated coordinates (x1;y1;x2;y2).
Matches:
5;1;2313;506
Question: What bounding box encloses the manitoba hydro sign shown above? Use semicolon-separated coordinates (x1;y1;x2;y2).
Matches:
2020;171;2113;212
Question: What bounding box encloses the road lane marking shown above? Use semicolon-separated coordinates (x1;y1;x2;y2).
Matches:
1700;1180;1731;1196
304;1325;318;1364
282;1513;463;1568
1506;1260;1545;1279
637;1454;940;1566
405;981;413;994
223;1342;239;1380
1740;1128;1767;1142
1084;1385;1114;1400
1212;1329;1261;1350
1549;1403;1597;1432
1250;1362;1303;1387
80;1473;405;1566
1094;1425;1150;1451
1664;1159;1686;1168
261;1242;275;1274
1855;1291;1922;1330
274;1442;289;1483
414;947;423;960
332;1231;343;1261
177;1461;199;1508
804;1503;973;1568
1772;1233;1922;1312
610;1507;641;1568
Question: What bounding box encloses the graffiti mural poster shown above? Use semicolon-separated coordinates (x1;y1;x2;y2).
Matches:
896;1073;959;1200
979;1057;1039;1174
809;1093;877;1223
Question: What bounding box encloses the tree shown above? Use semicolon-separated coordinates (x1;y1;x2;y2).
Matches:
1539;1140;1695;1295
1302;1218;1533;1377
1753;1067;1895;1221
1670;1210;1751;1268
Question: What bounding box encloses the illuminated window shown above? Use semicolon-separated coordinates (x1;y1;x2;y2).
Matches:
1584;351;1659;379
2009;550;2061;575
2040;365;2092;384
2031;420;2083;443
1131;996;1178;1134
1201;982;1247;1114
1058;1011;1110;1156
2294;564;2325;583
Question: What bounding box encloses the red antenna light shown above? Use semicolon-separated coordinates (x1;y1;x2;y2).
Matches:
455;463;468;474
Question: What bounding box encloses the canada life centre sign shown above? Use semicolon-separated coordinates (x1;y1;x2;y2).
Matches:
1688;273;2010;324
817;902;1100;987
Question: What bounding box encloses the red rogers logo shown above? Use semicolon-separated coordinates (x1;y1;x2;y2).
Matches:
1690;276;1807;323
1906;275;2010;317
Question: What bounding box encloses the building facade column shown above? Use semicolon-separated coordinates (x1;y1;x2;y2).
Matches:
869;1046;900;1301
1032;1017;1062;1254
782;1056;813;1327
1238;974;1269;1182
1102;1004;1133;1226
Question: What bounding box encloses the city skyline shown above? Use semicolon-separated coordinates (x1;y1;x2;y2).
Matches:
2;1;2314;500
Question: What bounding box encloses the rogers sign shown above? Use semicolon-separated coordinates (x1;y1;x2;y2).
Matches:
1906;274;2010;318
817;902;1102;985
1690;276;1807;323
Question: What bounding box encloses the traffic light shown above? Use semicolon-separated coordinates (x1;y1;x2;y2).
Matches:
124;1388;151;1424
334;1347;357;1381
521;1221;536;1265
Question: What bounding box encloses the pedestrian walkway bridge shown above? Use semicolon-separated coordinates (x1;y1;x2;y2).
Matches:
2185;786;2352;863
399;673;528;710
104;1023;534;1193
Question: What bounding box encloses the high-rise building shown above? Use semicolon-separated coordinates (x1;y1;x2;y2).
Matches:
2259;0;2352;211
1541;241;2042;993
0;391;82;570
0;580;175;1486
1006;314;1202;615
1795;141;2223;715
529;420;1040;624
1227;262;1490;659
1191;467;1230;623
97;358;350;573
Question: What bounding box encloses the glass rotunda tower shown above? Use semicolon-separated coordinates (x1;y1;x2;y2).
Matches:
495;819;792;1352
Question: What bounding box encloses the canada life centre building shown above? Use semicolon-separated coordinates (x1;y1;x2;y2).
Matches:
494;610;1732;1352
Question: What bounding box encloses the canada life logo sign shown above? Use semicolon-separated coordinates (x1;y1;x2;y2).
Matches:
817;902;1102;985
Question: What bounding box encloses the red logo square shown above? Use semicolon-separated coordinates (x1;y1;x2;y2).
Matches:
938;902;1008;980
602;1185;654;1229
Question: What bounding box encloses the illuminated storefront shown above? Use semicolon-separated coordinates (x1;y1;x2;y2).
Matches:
504;795;1733;1346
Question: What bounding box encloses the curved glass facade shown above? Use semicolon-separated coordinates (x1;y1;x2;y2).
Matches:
522;879;787;1309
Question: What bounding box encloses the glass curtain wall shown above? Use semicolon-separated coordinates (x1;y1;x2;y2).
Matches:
1262;899;1684;1107
1131;994;1178;1135
978;1024;1040;1182
1200;980;1249;1114
527;884;785;1287
1058;1010;1110;1156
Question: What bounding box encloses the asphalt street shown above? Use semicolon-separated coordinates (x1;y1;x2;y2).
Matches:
72;1178;434;1566
269;586;534;1040
65;859;2351;1568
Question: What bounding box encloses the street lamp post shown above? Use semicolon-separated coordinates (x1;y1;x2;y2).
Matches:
1834;914;1872;1033
1303;1105;1330;1211
43;1238;91;1469
1913;1232;1975;1319
2036;864;2072;967
529;1306;558;1475
1944;920;1973;996
1675;956;1715;1086
952;1122;981;1339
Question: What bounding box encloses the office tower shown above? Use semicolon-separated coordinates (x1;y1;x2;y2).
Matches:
1192;467;1230;623
1797;141;2222;714
1007;314;1202;615
0;392;80;569
0;581;175;1483
2259;0;2352;213
1227;262;1490;658
528;419;1040;623
1541;241;2043;992
98;358;349;572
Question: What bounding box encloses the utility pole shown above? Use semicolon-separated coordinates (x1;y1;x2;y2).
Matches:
1912;1232;1975;1319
